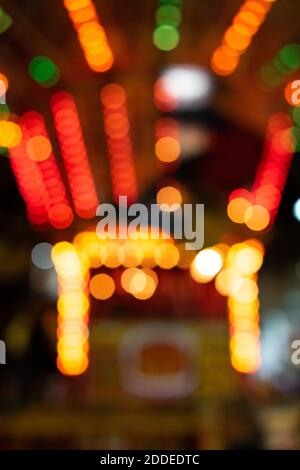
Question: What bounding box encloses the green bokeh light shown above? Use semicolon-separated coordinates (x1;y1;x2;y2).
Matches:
0;104;10;121
0;8;12;34
29;56;60;87
156;5;181;28
278;44;300;71
160;0;182;5
292;107;300;127
153;25;180;51
291;127;300;153
260;62;283;87
273;56;291;75
0;146;8;156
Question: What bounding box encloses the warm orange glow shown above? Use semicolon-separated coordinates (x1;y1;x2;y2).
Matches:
26;135;52;162
129;269;147;294
177;243;196;269
227;197;251;224
121;267;157;299
53;241;90;376
231;348;260;373
101;84;126;109
227;244;263;275
74;231;102;268
156;186;182;211
154;242;180;269
63;0;113;72
64;0;91;11
69;4;96;24
211;0;275;76
231;277;258;304
211;46;239;75
57;354;89;376
121;267;139;293
224;26;252;52
155;136;181;163
215;267;241;296
0;73;8;94
284;80;300;107
100;241;124;268
217;238;264;374
123;240;144;267
244;204;270;231
100;83;138;204
89;273;115;300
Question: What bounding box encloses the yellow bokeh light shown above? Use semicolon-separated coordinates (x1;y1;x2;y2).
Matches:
231;278;258;303
0;121;22;148
140;239;157;268
57;354;89;376
123;240;143;267
154;242;180;269
58;292;89;318
231;349;260;374
215;267;241;296
245;238;265;256
53;245;85;276
228;296;259;314
228;245;263;275
100;241;124;268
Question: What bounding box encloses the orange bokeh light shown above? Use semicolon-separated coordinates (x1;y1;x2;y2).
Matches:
227;197;251;224
156;185;182;210
89;273;115;300
244;204;270;231
26;135;52;162
155;136;181;163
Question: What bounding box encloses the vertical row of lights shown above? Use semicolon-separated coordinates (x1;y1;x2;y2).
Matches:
227;113;294;231
9;137;50;227
63;0;114;72
100;84;138;205
211;0;276;76
189;240;263;374
21;112;74;229
251;113;294;226
153;0;183;52
153;97;183;210
52;242;90;376
51;91;99;219
225;241;263;374
212;241;264;373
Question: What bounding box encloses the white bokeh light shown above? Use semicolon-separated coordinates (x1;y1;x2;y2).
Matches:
160;65;214;109
293;198;300;221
